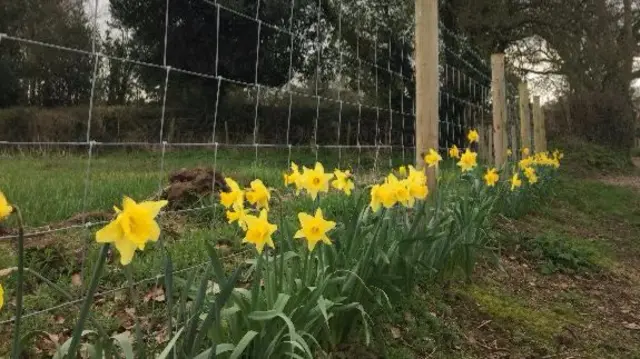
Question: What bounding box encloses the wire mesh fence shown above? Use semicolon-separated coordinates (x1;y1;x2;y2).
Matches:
0;0;521;331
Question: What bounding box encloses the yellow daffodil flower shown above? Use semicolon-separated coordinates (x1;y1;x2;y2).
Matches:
507;148;513;156
406;166;428;203
245;179;270;210
457;148;478;172
96;197;168;265
521;147;530;157
294;208;336;251
226;202;250;230
510;173;522;191
484;168;499;187
524;167;538;184
467;129;479;144
0;191;12;220
243;209;277;254
398;166;407;177
386;174;411;207
220;178;244;209
332;169;355;196
449;145;460;159
301;162;334;200
284;162;303;193
519;156;534;170
370;183;395;212
423;148;442;168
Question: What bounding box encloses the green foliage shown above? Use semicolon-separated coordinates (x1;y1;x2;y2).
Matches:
521;233;609;275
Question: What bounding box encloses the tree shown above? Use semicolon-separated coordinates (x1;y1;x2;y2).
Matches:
109;0;315;108
447;0;640;149
0;0;94;107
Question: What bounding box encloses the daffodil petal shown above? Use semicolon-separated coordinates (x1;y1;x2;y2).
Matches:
122;196;137;211
139;200;168;218
95;220;123;243
114;238;138;266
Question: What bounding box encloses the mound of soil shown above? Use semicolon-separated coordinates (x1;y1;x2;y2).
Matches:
161;167;229;209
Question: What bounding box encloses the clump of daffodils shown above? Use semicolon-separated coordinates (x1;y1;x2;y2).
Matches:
370;165;428;212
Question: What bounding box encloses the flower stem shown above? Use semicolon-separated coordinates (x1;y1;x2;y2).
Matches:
10;206;24;359
124;265;145;359
66;244;110;357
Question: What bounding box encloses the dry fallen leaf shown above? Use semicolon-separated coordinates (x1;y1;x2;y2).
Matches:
389;326;401;339
125;307;136;317
53;315;65;324
144;286;166;303
155;328;169;344
71;272;83;287
623;322;640;330
0;267;17;277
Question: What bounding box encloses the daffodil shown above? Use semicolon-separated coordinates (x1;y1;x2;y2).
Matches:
242;209;277;254
284;162;303;193
484;168;499;187
332;169;355;196
519;156;534;170
424;148;442;168
226;202;250;230
398;166;407;177
523;167;538;184
449;145;460;159
467;129;479;144
386;174;411;207
370;183;395;212
521;147;530;157
457;148;478;172
406;166;428;203
220;178;244;209
294;208;336;251
510;173;522;191
0;191;12;220
245;179;270;210
301;162;334;200
96;197;168;265
507;148;513;156
0;283;3;311
553;149;564;160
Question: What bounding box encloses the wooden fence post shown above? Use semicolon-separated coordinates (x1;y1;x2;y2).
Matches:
518;82;532;152
491;53;507;166
533;96;545;152
415;0;439;191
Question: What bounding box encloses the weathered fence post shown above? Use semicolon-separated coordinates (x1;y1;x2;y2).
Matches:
518;82;532;152
533;96;546;152
415;0;439;190
491;53;507;166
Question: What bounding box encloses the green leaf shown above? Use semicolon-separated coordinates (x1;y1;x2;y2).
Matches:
205;242;227;281
157;327;185;359
316;297;331;327
111;331;135;359
229;330;258;359
54;330;98;359
193;343;236;359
